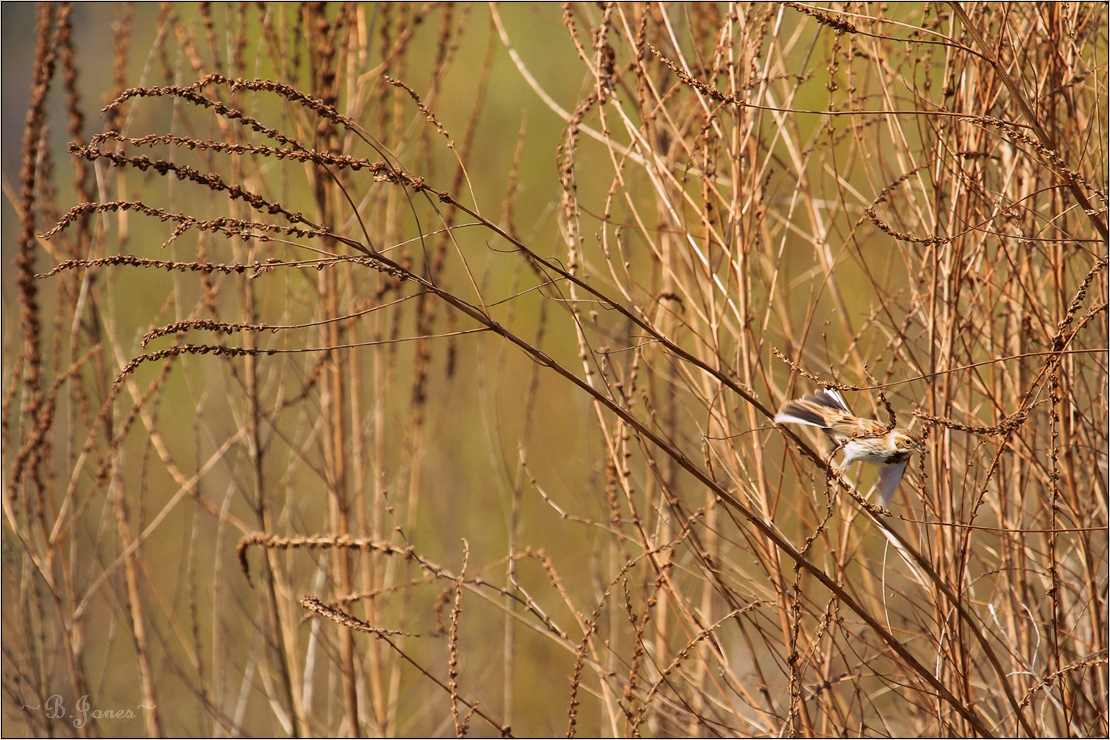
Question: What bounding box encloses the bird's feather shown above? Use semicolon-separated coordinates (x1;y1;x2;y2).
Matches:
876;460;909;506
810;388;851;414
773;388;853;428
773;403;829;428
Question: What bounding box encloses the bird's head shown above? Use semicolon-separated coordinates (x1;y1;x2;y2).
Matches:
891;429;923;454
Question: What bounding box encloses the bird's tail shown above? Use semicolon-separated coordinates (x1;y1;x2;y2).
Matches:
773;387;852;428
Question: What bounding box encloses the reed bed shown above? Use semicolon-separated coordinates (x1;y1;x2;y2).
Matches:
3;3;1106;736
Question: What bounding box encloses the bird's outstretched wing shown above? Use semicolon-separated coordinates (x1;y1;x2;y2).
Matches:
876;460;909;506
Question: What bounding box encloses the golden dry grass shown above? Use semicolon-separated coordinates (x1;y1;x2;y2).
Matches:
4;3;1107;737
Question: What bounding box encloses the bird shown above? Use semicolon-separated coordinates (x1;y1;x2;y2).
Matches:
774;387;922;505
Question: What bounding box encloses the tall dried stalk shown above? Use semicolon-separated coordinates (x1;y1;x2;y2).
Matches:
4;3;1106;737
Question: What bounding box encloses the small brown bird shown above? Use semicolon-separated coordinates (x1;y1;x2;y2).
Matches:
775;387;922;505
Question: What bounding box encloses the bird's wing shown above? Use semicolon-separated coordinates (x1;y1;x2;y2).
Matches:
876;460;909;506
